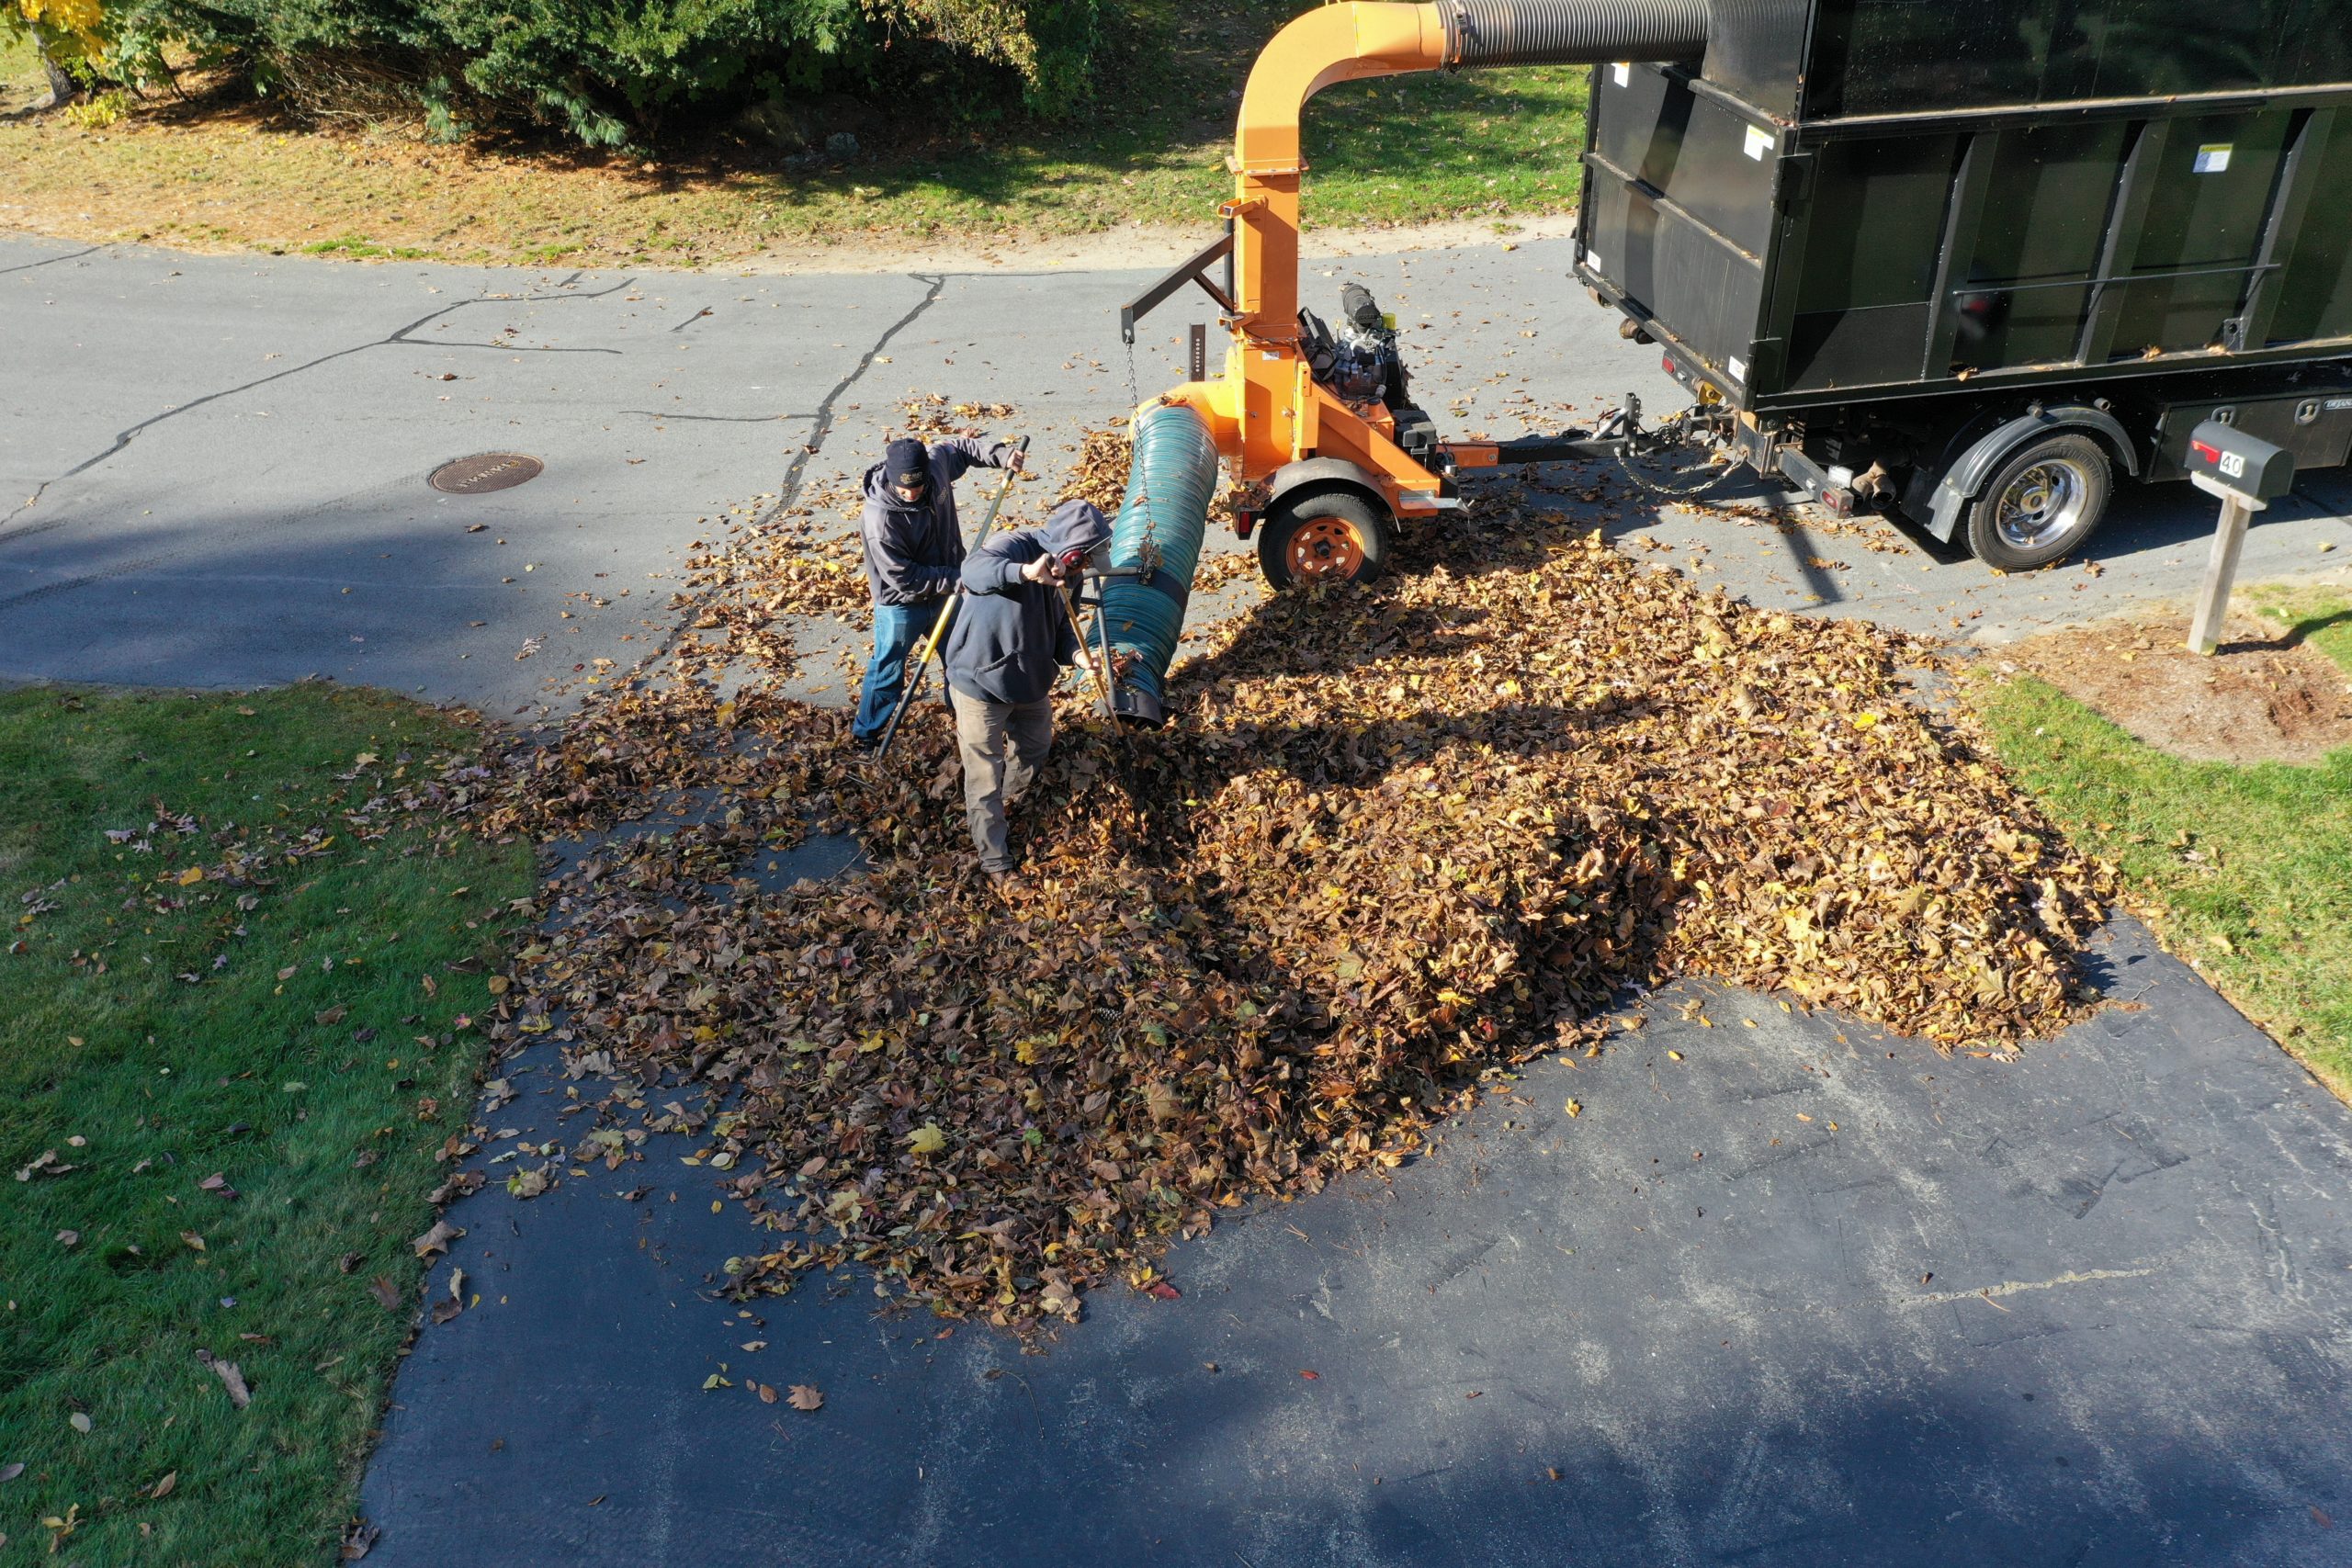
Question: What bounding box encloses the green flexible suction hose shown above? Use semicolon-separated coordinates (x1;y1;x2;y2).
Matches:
1096;401;1221;726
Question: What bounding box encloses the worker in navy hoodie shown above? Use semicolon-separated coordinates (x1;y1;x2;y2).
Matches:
852;433;1024;748
942;498;1114;884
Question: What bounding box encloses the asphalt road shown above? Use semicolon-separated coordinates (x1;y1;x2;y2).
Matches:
7;231;2352;1566
9;231;2351;717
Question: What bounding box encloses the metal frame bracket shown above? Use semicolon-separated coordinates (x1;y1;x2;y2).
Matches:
1119;226;1238;344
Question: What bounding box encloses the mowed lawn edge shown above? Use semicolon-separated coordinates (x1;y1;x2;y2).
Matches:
0;684;535;1566
0;5;1589;268
1966;589;2352;1100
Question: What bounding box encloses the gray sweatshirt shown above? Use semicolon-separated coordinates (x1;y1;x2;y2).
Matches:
857;437;1016;606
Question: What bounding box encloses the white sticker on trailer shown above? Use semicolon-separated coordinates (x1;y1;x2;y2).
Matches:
1744;125;1773;161
1586;248;1603;275
1611;62;1631;85
1726;355;1747;383
2195;143;2233;173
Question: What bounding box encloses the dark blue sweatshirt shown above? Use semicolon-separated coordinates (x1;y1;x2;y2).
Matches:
943;501;1114;705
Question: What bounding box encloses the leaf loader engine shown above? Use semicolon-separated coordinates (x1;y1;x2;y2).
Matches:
1302;284;1439;468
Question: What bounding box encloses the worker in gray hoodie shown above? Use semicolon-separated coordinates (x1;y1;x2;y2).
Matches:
942;498;1114;883
853;434;1024;747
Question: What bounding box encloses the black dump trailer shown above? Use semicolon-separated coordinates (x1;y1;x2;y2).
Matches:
1575;0;2352;566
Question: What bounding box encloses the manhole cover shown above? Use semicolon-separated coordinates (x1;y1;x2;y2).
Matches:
430;453;544;494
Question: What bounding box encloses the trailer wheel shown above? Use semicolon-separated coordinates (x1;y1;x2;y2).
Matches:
1964;434;2113;570
1258;490;1390;590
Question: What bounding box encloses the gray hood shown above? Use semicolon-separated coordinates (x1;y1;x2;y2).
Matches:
1041;499;1113;559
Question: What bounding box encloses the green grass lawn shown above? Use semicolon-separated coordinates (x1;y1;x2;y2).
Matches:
0;0;1588;265
0;685;534;1565
1969;588;2352;1098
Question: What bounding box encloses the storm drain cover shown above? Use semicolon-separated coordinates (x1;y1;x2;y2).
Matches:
430;452;544;494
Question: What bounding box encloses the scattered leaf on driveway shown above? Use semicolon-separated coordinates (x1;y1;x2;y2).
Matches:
786;1384;823;1411
411;1220;462;1259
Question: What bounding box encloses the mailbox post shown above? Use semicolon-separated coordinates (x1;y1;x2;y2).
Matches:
2181;421;2297;656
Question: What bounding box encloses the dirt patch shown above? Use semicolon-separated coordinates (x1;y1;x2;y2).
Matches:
2002;609;2352;764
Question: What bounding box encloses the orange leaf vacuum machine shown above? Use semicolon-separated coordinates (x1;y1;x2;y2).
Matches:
1089;0;2352;721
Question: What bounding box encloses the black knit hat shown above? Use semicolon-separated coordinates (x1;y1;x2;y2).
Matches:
885;439;929;487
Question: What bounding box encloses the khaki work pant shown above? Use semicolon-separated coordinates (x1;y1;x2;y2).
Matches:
950;688;1055;874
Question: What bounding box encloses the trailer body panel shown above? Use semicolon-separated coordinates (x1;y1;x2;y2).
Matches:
1577;1;2352;415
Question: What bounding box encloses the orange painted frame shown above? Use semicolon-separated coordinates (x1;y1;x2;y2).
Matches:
1151;3;1461;520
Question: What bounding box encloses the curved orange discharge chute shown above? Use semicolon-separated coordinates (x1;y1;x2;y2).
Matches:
1158;2;1457;521
1150;0;1708;528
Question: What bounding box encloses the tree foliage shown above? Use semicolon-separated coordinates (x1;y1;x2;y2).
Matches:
51;0;1099;147
6;0;109;93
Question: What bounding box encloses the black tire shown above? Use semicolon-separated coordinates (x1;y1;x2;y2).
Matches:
1257;489;1391;591
1962;433;2114;570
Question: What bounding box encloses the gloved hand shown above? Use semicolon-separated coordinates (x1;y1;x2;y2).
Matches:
1020;553;1067;586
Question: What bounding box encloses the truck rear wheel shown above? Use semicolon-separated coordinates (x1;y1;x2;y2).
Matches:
1258;490;1391;590
1964;434;2113;570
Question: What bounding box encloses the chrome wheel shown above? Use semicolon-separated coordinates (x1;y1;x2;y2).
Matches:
1992;459;2090;551
1963;433;2114;572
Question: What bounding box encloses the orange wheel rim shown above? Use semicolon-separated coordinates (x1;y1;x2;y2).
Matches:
1286;517;1365;579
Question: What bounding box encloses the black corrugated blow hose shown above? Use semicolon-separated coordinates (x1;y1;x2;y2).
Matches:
1439;0;1709;66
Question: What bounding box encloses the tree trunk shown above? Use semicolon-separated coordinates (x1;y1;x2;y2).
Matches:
35;30;81;108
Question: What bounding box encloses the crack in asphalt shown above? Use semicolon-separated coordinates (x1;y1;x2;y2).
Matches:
622;410;820;424
610;273;951;690
0;275;638;545
0;243;99;276
768;272;946;520
392;339;622;355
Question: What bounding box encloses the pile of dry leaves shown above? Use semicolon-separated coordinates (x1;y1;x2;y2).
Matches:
464;439;2114;1326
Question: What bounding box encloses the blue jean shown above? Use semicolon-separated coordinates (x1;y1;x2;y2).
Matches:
853;598;956;740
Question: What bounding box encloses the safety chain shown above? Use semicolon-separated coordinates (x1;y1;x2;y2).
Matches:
1121;337;1164;578
1608;406;1742;502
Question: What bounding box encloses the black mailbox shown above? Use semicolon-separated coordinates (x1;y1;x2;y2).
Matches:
2185;420;2297;502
